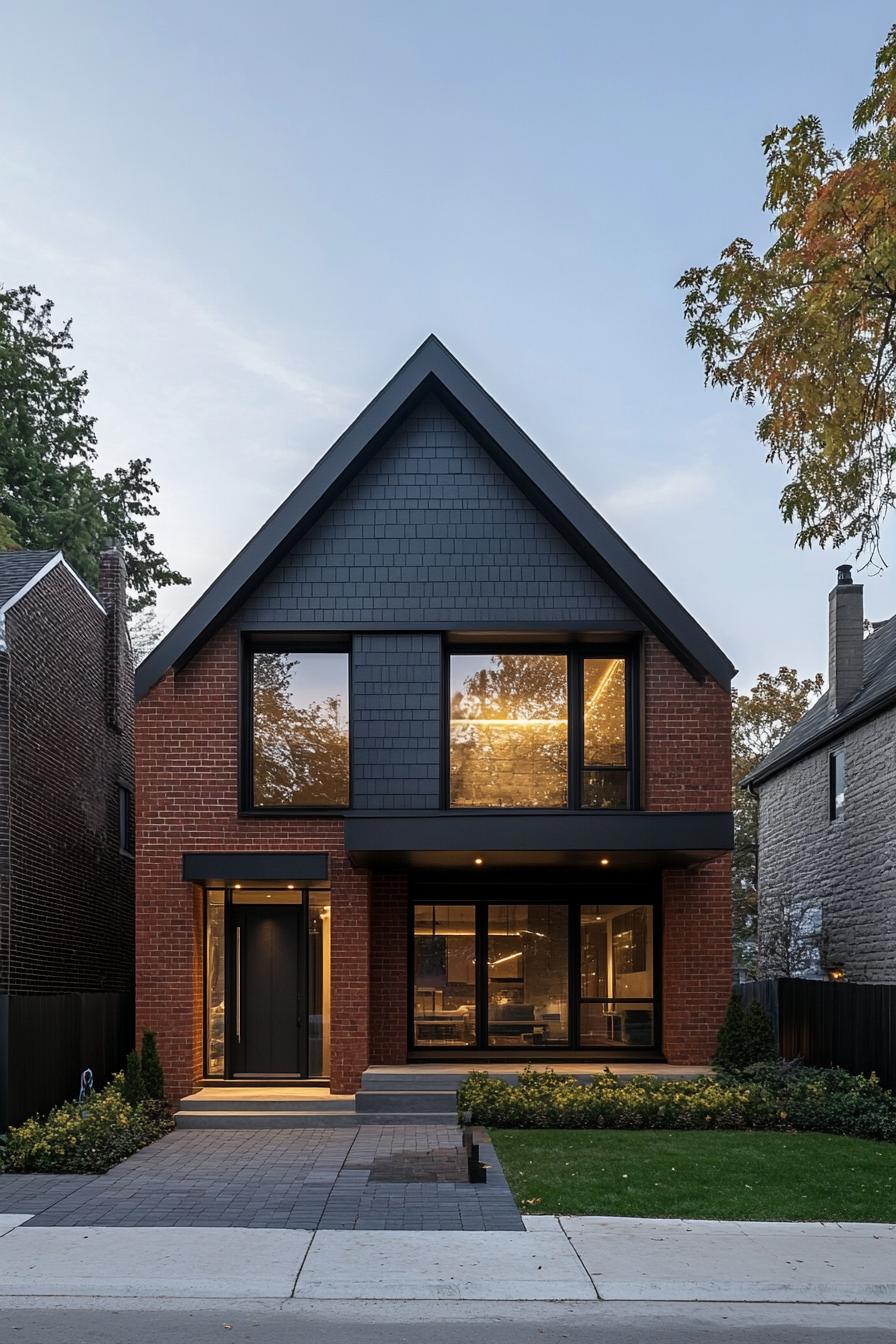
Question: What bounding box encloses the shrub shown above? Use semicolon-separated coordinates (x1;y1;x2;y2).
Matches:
712;992;749;1071
121;1050;146;1106
1;1077;174;1174
743;1000;778;1065
457;1064;896;1143
140;1030;165;1101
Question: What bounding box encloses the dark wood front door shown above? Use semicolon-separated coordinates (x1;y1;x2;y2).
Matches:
230;904;304;1076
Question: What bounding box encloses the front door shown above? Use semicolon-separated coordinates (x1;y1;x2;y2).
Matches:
230;902;304;1075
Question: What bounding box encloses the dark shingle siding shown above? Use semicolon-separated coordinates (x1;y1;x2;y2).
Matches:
240;395;635;629
351;634;442;808
0;551;59;608
745;612;896;786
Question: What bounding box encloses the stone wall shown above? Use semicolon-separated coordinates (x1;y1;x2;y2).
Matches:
757;704;896;981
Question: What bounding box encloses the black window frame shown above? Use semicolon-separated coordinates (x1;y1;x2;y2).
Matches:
829;747;846;821
118;783;134;857
407;880;661;1056
240;635;352;815
443;642;639;812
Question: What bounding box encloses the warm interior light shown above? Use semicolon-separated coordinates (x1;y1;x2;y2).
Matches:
234;884;242;889
600;858;610;867
287;884;294;890
474;857;484;866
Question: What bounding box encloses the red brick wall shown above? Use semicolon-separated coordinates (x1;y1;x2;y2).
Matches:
136;619;372;1098
643;634;732;1058
369;874;408;1065
643;634;731;812
661;857;732;1062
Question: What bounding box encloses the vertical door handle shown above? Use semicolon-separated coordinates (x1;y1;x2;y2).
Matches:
235;926;241;1044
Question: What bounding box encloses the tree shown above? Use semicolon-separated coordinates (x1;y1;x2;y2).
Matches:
678;24;896;564
759;889;824;979
129;608;165;665
140;1030;165;1101
732;667;824;974
0;284;189;611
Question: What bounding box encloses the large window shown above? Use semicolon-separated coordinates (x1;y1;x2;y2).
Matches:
448;650;631;809
250;649;349;808
412;904;477;1045
411;897;656;1051
583;657;628;808
449;653;568;807
580;903;655;1047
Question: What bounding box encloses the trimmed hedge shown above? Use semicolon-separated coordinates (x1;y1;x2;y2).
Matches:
457;1064;896;1142
0;1076;174;1174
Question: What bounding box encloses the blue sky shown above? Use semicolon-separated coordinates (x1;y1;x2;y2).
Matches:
3;1;895;687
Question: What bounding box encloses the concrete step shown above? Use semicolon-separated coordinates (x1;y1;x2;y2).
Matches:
179;1096;356;1114
354;1089;458;1114
359;1070;470;1092
175;1109;459;1129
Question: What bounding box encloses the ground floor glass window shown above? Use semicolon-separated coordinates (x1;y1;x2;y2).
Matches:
411;896;656;1051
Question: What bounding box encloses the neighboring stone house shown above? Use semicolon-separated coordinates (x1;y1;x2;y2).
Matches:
136;336;735;1103
744;567;896;981
0;548;134;1128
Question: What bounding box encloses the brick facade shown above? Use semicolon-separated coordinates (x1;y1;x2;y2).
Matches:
136;393;732;1100
0;559;134;996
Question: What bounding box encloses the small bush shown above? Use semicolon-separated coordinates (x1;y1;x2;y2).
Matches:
712;992;749;1071
1;1077;174;1174
743;1000;778;1066
457;1064;896;1143
121;1050;146;1106
140;1030;165;1101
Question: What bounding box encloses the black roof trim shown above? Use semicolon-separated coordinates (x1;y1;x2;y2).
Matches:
137;336;735;698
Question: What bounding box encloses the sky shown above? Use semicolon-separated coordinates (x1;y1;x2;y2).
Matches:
3;0;895;689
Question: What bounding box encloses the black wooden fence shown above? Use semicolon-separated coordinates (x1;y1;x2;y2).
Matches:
0;991;134;1130
736;978;896;1091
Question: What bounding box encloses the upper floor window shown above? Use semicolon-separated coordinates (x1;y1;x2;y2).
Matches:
448;650;631;809
829;748;845;821
249;649;350;808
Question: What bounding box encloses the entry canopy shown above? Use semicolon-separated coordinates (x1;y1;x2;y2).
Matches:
182;852;328;883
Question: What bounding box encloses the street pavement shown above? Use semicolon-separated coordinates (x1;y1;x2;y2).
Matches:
0;1301;895;1342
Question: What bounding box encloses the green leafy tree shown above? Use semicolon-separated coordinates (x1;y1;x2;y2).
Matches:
0;284;188;611
732;668;824;973
678;24;896;563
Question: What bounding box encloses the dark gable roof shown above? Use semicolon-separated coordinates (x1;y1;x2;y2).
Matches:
743;612;896;789
136;336;736;699
0;550;61;607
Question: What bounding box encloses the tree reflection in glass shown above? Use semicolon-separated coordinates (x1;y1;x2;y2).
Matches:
252;651;349;807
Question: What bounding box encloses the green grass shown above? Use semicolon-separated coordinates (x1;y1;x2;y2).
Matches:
490;1128;896;1222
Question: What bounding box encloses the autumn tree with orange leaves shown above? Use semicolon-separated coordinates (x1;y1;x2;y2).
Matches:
678;25;896;565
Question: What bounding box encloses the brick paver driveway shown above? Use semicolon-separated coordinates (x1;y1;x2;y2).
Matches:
0;1125;523;1231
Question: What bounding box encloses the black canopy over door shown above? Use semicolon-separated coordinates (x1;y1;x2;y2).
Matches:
229;903;305;1076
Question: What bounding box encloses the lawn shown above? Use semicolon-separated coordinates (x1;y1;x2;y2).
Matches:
490;1128;896;1222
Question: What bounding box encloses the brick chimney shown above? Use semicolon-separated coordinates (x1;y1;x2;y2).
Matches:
99;543;129;731
828;564;864;713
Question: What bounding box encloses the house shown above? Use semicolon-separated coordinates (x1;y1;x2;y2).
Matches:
135;337;734;1100
744;567;896;982
0;547;134;1129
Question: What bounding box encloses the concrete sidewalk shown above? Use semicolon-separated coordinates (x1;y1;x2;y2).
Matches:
0;1215;893;1303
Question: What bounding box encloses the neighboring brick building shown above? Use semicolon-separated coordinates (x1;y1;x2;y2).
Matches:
136;337;734;1100
0;548;134;1127
745;568;896;982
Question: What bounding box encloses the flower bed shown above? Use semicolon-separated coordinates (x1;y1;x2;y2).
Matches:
457;1063;896;1142
1;1078;174;1174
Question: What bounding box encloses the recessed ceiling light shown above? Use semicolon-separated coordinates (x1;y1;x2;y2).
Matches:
234;884;242;889
474;857;484;866
599;858;609;867
287;884;294;890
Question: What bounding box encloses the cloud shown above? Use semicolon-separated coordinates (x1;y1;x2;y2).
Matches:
603;463;714;519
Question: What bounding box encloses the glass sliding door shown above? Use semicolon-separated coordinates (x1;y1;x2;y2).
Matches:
412;904;477;1045
580;903;655;1047
410;893;658;1054
487;904;569;1045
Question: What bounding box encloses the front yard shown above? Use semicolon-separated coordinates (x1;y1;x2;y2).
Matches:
491;1128;896;1222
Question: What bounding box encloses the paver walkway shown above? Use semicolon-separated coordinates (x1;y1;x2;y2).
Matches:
0;1125;523;1231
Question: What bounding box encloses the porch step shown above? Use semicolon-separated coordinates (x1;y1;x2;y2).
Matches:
174;1108;458;1129
355;1088;458;1114
178;1095;356;1114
